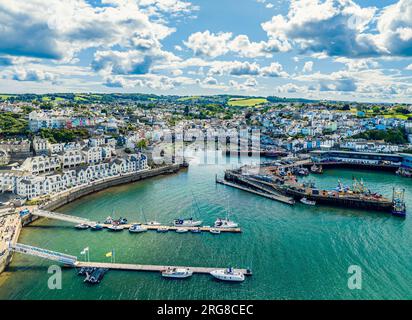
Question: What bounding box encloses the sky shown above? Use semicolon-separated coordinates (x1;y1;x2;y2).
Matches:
0;0;412;103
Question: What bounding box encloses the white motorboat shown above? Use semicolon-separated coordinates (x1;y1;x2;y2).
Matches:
75;223;90;230
209;228;221;235
162;268;193;279
129;224;147;233
214;218;239;229
300;197;316;206
210;268;245;282
175;228;189;233
173;218;202;227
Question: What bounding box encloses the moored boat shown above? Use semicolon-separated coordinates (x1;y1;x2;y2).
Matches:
209;228;221;234
146;221;161;226
191;227;202;233
90;224;104;231
107;224;123;232
104;216;113;224
75;223;90;230
214;218;238;229
300;197;316;206
175;228;189;233
210;268;245;282
157;226;169;233
161;268;193;279
129;224;147;233
173;218;202;227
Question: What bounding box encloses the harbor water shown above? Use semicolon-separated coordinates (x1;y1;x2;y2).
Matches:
1;149;412;300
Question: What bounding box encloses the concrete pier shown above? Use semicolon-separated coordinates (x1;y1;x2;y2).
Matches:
75;261;252;276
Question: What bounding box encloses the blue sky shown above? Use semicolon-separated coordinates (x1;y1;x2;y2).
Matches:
0;0;411;103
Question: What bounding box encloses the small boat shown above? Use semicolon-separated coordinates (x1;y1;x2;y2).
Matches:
77;267;96;276
118;217;128;225
310;164;323;174
191;227;202;233
214;219;238;229
210;268;245;282
162;268;193;279
146;221;161;226
173;218;203;227
300;197;316;206
209;228;221;235
129;224;147;233
157;226;169;233
392;200;406;218
75;223;90;230
175;228;189;233
84;268;109;284
107;224;123;232
104;216;113;224
90;224;104;231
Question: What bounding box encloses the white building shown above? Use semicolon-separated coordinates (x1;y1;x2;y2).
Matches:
20;155;61;174
10;153;149;199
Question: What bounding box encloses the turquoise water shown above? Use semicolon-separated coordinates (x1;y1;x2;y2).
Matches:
1;150;412;300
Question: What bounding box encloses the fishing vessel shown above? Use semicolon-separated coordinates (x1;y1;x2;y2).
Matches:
209;228;221;234
161;268;193;279
129;224;147;233
75;223;90;230
392;188;406;217
210;268;245;282
300;197;316;206
157;226;169;233
173;218;202;227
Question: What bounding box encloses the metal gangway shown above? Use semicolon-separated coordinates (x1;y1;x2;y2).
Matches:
9;243;78;265
34;209;95;225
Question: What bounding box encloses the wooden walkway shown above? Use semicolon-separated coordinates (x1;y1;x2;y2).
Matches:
75;261;252;276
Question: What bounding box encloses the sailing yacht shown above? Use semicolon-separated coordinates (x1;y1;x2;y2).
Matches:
141;207;161;226
214;203;239;229
173;218;202;227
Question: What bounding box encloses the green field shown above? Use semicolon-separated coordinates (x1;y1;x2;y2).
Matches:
177;96;201;101
0;95;16;100
383;114;411;120
228;98;268;107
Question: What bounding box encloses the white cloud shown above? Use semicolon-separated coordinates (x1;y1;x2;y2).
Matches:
183;31;233;58
302;61;313;73
184;30;290;59
0;0;195;62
